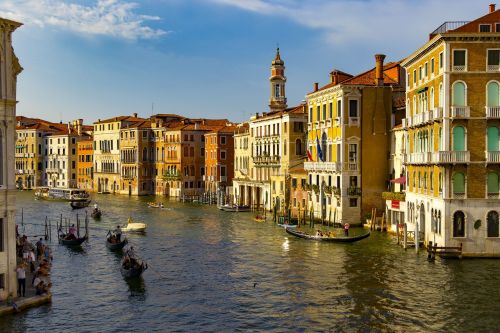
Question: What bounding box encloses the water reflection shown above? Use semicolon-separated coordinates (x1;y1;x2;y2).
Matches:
2;192;500;332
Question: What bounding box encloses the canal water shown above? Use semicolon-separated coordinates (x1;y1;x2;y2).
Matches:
2;192;500;332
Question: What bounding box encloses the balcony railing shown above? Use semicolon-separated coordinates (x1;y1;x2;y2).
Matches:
348;117;359;126
487;65;500;72
348;187;362;196
304;162;342;173
486;106;500;118
452;65;466;72
450;106;470;118
429;107;442;121
486;151;500;163
220;176;227;182
433;151;470;163
406;152;433;164
252;155;281;165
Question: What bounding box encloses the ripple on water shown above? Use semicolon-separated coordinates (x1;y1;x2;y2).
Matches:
3;192;500;332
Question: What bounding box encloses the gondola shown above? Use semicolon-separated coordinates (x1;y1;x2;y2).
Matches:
285;227;370;243
58;233;87;246
147;202;164;209
254;215;266;222
278;223;297;228
219;204;251;212
105;235;128;251
91;209;102;219
120;255;147;278
70;199;91;209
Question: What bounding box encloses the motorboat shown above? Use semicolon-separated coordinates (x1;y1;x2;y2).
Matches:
122;217;147;233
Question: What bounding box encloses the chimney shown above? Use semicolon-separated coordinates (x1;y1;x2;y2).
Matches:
375;54;386;86
490;3;496;12
330;71;339;85
313;82;319;92
133;113;138;118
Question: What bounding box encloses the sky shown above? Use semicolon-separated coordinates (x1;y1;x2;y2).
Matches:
0;0;496;124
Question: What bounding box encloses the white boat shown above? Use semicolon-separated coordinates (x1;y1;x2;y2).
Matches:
35;187;90;202
122;217;147;233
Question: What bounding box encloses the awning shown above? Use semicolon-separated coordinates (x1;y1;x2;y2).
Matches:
416;87;428;94
390;176;406;184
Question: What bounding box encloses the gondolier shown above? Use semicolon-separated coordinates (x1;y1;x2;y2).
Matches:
344;223;350;236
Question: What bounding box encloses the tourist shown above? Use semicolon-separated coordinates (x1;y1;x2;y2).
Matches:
15;263;26;297
69;224;77;236
43;246;52;262
34;280;52;296
114;225;122;242
344;223;350;236
36;238;44;258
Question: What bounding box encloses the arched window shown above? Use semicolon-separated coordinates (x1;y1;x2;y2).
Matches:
453;81;466;106
430;171;434;191
424;172;427;190
413;96;416;115
487;81;500;107
453;126;466;151
453;211;466;237
487;172;499;195
487;126;499;152
487;211;499;237
438;127;442;151
430;87;435;110
143;147;148;161
439;83;444;107
274;83;280;98
295;139;303;156
321;132;328;162
453;172;466;196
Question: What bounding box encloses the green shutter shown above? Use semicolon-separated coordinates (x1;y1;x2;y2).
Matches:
453;173;465;194
487;173;499;193
453;126;465;151
487;127;499;151
488;82;500;107
453;82;466;106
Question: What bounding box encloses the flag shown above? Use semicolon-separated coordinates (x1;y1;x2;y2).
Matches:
307;149;313;161
316;136;324;162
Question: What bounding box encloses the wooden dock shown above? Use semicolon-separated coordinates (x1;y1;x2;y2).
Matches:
427;241;463;260
0;294;52;316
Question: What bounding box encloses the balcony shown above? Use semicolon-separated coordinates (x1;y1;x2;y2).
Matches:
252;155;281;166
220;176;227;182
432;151;470;164
452;65;466;72
348;117;359;127
348;187;362;196
487;65;500;72
450;106;470;118
486;151;500;163
429;107;442;121
46;168;60;173
16;169;24;174
406;152;433;164
486;106;500;118
304;162;342;173
326;119;332;127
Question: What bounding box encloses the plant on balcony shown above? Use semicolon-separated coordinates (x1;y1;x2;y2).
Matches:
324;185;332;194
381;191;406;201
163;172;181;181
303;183;311;191
333;187;341;196
312;184;319;194
348;187;362;196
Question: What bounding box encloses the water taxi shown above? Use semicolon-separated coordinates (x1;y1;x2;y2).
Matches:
35;187;90;202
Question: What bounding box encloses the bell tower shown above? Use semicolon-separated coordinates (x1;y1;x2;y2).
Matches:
269;48;287;112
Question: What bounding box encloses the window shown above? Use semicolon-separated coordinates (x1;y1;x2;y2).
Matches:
349;198;357;207
309;108;312;122
453;126;466;151
452;82;466;107
431;58;435;74
424;62;428;78
413;69;417;84
497;23;500;32
348;144;357;162
487;211;499;237
419;66;422;80
349;100;358;117
487;50;500;70
453;50;466;71
221;166;226;177
453;172;465;196
0;274;4;290
329;102;333;118
337;100;341;117
274;84;280;98
453;211;466;237
488;173;499;195
295;139;303;155
322;104;326;120
430;172;434;191
480;24;492;32
439;52;443;70
487;126;499;152
316;105;320;121
487;82;500;107
220;136;226;145
221;151;226;160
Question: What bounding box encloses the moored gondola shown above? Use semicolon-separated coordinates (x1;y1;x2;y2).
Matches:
285;227;370;243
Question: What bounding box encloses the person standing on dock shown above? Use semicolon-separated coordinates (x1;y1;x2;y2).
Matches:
15;263;26;297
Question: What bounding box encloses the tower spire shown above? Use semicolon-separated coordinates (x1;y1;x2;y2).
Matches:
269;47;287;112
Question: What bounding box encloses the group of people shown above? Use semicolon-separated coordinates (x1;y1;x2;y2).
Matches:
122;247;140;270
15;233;52;298
107;225;123;244
314;223;350;238
62;224;78;240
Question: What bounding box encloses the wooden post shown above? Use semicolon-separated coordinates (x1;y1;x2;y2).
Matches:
380;213;385;232
403;223;407;250
415;222;419;253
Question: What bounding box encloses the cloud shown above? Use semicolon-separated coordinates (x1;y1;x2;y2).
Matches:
0;0;168;40
207;0;493;46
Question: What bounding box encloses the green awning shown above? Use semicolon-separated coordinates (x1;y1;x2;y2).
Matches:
416;87;428;94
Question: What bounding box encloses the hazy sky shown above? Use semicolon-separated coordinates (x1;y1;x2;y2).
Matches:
0;0;495;124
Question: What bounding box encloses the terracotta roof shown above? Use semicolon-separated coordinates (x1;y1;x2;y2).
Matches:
123;120;152;129
94;116;145;124
340;61;402;86
451;8;500;33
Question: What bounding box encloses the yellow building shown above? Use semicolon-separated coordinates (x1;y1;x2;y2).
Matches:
306;55;404;225
402;4;500;255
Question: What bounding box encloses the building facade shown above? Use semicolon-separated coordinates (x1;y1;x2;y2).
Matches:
402;4;500;255
305;55;405;225
15;124;46;189
77;137;94;191
0;17;22;300
204;126;236;195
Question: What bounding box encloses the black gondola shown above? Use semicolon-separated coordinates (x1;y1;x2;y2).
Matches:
106;235;128;251
91;209;102;219
58;233;87;246
120;256;147;278
285;227;370;243
70;200;91;209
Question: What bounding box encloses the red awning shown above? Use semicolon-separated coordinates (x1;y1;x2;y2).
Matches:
390;176;406;184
